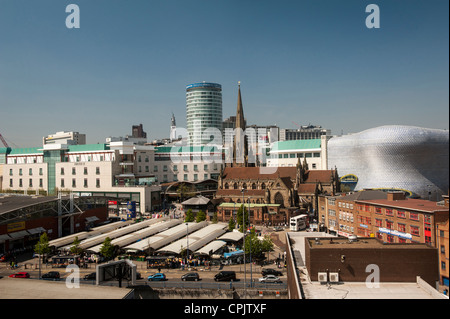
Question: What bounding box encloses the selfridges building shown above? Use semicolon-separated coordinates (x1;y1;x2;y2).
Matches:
327;125;449;200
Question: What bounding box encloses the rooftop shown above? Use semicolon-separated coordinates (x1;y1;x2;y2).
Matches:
356;197;449;213
270;139;321;153
306;236;435;250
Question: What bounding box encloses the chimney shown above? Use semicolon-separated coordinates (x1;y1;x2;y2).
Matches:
387;191;406;201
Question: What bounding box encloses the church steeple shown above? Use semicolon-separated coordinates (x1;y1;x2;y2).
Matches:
231;81;248;167
235;81;245;131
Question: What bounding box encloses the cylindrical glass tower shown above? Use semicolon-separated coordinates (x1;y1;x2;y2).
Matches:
186;82;223;145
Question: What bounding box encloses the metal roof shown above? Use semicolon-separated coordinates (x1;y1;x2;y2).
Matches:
156;223;227;255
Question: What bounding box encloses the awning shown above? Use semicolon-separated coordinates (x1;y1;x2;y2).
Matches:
27;227;46;235
85;216;100;223
8;230;30;239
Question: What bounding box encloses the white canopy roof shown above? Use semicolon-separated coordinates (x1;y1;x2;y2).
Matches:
157;223;227;255
194;240;227;256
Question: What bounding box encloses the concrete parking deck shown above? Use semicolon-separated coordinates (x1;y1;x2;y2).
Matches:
0;277;132;299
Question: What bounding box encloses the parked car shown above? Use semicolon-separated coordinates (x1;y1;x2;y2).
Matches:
181;272;200;281
258;275;282;283
83;272;96;280
42;271;60;280
8;272;30;278
214;271;236;282
273;226;284;232
261;268;283;277
147;273;166;281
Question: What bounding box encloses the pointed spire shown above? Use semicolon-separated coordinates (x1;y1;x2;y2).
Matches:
235;81;245;130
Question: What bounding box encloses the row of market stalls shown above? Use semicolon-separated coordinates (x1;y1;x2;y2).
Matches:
48;217;244;262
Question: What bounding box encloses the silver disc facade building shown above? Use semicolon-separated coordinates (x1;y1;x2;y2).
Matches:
186;82;223;145
327;125;449;200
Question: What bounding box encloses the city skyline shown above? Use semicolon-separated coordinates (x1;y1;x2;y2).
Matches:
0;0;448;147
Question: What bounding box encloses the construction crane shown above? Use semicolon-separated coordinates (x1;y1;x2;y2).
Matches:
0;133;10;148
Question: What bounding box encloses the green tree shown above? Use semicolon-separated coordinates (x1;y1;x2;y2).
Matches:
99;237;115;260
69;236;83;255
196;210;206;223
236;204;248;233
212;211;218;224
184;209;195;222
243;230;274;262
34;232;51;262
228;217;236;231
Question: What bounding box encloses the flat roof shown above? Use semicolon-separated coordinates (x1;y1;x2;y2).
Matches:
306;237;436;249
0;277;131;299
356;198;449;213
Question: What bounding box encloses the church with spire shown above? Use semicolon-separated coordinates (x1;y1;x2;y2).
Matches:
214;82;340;226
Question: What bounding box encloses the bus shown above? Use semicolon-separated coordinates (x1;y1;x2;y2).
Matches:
290;214;308;231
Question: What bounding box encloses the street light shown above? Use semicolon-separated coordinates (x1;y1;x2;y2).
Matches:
186;223;189;267
241;187;247;299
247;196;252;287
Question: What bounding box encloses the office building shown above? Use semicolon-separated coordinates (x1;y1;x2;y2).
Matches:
186;82;223;145
43;131;86;145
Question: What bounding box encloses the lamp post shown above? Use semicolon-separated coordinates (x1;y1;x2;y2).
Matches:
186;223;189;268
248;196;252;287
241;188;247;298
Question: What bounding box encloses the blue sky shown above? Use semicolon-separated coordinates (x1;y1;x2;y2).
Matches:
0;0;448;147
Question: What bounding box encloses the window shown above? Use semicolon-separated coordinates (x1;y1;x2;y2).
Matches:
72;168;76;175
29;168;33;175
194;174;198;181
385;209;393;216
312;164;316;169
39;179;43;188
375;219;383;227
61;168;65;175
375;207;382;215
398;223;406;232
84;179;88;187
184;174;188;181
19;169;22;176
163;165;168;172
173;165;178;171
96;167;100;175
9;169;12;176
72;179;76;187
96;179;100;188
19;179;22;187
289;153;296;158
386;220;394;229
29;179;33;187
154;165;158;172
204;174;208;180
84;168;88;175
441;262;447;271
204;164;208;170
397;210;406;219
184;165;188;172
441;245;445;254
39;168;43;175
61;179;65;188
410;225;419;236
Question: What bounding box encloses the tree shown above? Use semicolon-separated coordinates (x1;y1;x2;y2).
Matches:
176;184;196;202
184;209;195;222
34;232;51;262
69;236;83;255
228;217;236;231
196;210;206;223
212;211;218;224
242;230;274;262
99;237;115;260
236;204;248;233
